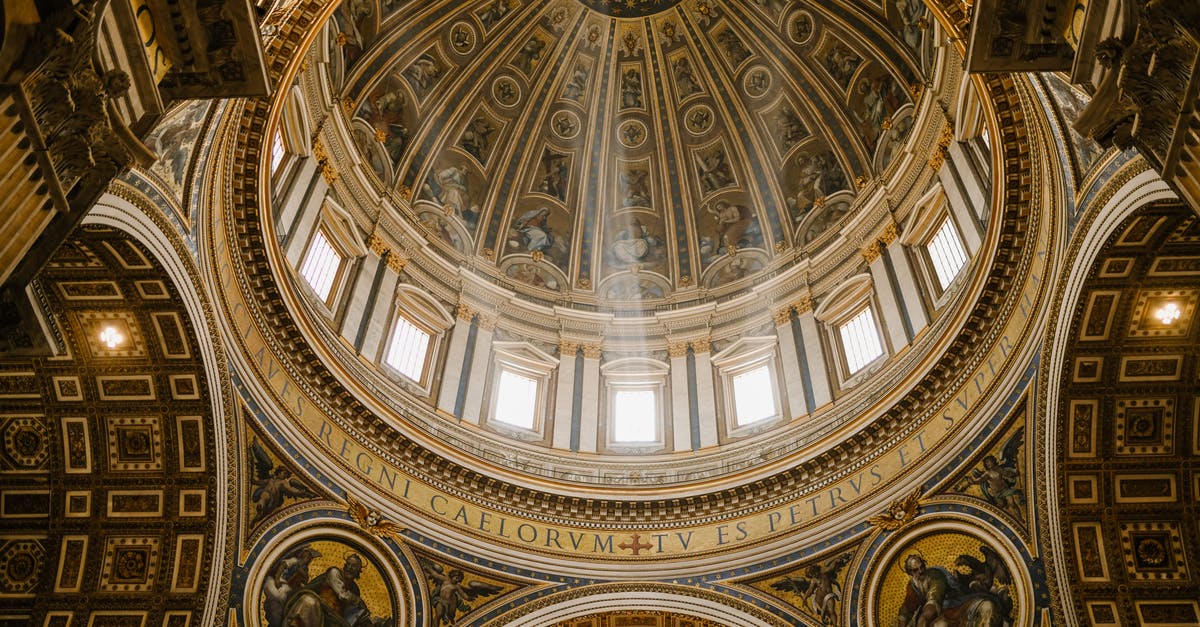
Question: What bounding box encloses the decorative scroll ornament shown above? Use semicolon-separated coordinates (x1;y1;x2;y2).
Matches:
346;494;406;540
867;485;924;531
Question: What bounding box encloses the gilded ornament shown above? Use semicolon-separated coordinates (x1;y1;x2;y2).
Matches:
455;304;475;321
772;307;792;326
880;220;899;245
346;494;405;539
793;295;813;315
691;338;711;353
559;342;579;356
386;252;407;274
367;232;389;257
667;342;690;358
867;485;923;530
581;344;603;359
861;242;882;263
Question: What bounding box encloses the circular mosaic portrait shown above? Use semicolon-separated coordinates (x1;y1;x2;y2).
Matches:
875;530;1022;627
256;537;401;627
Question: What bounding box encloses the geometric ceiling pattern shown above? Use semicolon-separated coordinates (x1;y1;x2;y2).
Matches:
1054;203;1200;625
330;0;926;301
0;226;221;627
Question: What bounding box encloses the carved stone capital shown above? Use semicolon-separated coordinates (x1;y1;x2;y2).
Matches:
477;314;498;331
455;304;476;322
861;242;882;263
667;342;690;358
793;295;814;315
691;338;711;353
581;344;603;359
772;307;793;326
559;341;579;357
367;232;389;258
385;252;407;274
880;220;900;245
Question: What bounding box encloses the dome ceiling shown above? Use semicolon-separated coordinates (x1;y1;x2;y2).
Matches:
328;0;928;304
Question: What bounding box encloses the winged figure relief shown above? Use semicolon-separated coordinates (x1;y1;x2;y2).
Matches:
421;559;504;625
250;438;318;527
771;553;852;625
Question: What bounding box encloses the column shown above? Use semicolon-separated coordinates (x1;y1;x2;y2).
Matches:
864;243;909;351
668;342;692;451
773;306;808;418
551;342;578;450
691;339;718;449
436;304;475;416
576;344;602;453
882;230;929;336
341;236;388;347
460;314;496;426
282;177;329;266
938;149;984;251
795;299;832;408
356;255;401;363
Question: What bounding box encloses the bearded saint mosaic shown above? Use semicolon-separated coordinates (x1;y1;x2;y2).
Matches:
260;539;397;627
876;532;1019;627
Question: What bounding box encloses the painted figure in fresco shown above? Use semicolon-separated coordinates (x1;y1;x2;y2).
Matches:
435;164;474;215
283;554;391;627
364;87;408;163
422;560;503;625
334;0;373;66
750;0;788;17
894;554;1008;627
619;167;651;207
538;151;570;201
263;545;323;627
825;44;861;87
695;149;733;193
512;206;561;257
563;65;589;101
514;37;546;74
707;200;753;250
403;54;442;98
460;117;494;163
715;28;750;66
621;68;643;109
962;427;1024;520
673;57;701;97
895;0;928;50
775;104;807;150
788;151;846;219
610;217;661;266
792;13;813;43
771;554;851;625
478;0;511;29
249;439;317;527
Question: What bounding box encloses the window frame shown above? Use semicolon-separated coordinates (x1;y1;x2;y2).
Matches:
295;198;367;312
901;186;972;309
378;285;453;396
484;341;558;440
814;274;889;388
711;337;785;435
601;357;669;452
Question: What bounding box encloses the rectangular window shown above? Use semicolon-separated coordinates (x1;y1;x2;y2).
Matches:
298;229;342;302
839;307;883;374
732;364;776;426
612;388;657;443
384;315;431;382
928;218;968;289
493;369;539;430
271;131;286;173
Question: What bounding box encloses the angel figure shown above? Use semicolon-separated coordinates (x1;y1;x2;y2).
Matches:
422;560;503;625
771;553;852;625
962;427;1024;519
250;439;317;527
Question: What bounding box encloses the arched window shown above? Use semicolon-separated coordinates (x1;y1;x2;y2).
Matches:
815;274;888;387
296;198;366;309
380;286;452;394
601;358;669;451
902;185;972;307
485;342;558;438
711;337;784;433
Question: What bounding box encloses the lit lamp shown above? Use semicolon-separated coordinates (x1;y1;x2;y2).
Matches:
1154;302;1181;325
99;325;126;349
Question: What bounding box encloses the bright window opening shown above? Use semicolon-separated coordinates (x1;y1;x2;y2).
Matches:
839;307;883;374
612;388;657;443
732;364;776;426
928;218;968;289
298;229;342;302
271;130;286;173
493;369;539;430
384;315;431;382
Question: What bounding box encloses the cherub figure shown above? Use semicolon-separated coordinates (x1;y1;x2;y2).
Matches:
421;560;503;625
249;439;317;527
962;426;1025;519
771;553;852;625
